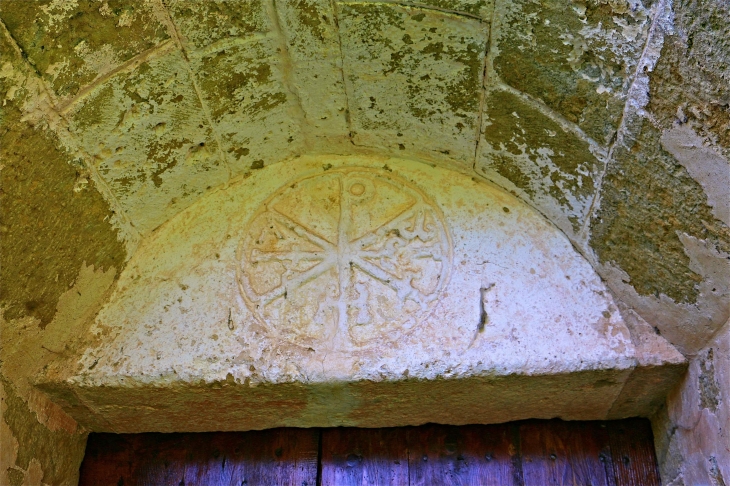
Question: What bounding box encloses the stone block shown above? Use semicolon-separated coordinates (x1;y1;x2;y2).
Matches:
65;49;230;235
189;39;301;177
338;2;488;167
275;0;351;148
0;0;169;100
492;0;651;145
38;155;682;431
477;89;603;236
590;116;730;353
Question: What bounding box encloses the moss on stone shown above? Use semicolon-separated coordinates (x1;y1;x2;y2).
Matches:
196;48;286;122
291;0;327;42
415;0;491;17
339;3;487;162
67;50;229;233
590;118;730;304
167;0;266;49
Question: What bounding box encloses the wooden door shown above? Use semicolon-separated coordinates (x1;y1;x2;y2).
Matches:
80;419;661;485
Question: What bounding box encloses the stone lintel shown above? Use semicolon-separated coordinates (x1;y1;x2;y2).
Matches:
38;155;684;432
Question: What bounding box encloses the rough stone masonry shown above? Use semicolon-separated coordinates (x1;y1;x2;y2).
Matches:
0;0;727;484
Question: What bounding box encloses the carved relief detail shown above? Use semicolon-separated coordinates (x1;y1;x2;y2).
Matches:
238;167;452;350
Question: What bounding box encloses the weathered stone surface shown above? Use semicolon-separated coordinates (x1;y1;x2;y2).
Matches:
38;155;681;431
1;379;87;486
338;2;488;167
276;0;351;149
648;0;730;159
66;49;230;234
652;319;730;486
590;117;730;354
492;0;651;145
189;38;301;177
661;125;730;228
165;0;269;50
0;0;169;100
477;89;603;236
165;0;303;178
0;34;126;329
2;0;726;477
608;304;687;418
1;30;124;484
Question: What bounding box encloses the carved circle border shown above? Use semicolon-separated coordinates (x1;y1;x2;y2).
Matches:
236;166;454;351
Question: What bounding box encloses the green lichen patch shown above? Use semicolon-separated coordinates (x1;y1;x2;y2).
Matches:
648;0;730;157
493;0;650;145
338;2;488;165
590;118;730;304
0;64;126;328
348;0;492;18
0;0;168;98
1;379;87;485
67;50;229;234
477;89;600;233
190;42;299;177
166;0;268;50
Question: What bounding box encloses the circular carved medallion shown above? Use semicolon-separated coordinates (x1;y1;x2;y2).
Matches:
238;167;452;350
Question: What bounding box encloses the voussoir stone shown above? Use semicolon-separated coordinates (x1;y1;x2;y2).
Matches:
39;155;684;432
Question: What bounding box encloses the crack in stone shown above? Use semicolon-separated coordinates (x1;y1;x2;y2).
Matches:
269;0;311;149
579;0;670;241
331;0;356;145
472;20;492;169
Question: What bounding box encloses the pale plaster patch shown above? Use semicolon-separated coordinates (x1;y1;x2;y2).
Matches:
595;233;730;355
661;123;730;227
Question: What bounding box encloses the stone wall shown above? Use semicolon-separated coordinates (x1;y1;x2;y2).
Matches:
1;18;127;484
653;319;729;485
0;0;728;483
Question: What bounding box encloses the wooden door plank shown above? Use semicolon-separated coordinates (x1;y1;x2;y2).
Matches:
320;427;409;485
81;419;661;486
78;433;135;486
519;420;614;486
607;418;661;486
407;424;520;486
80;429;319;486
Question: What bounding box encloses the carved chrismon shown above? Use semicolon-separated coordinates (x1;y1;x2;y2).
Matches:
237;167;452;350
